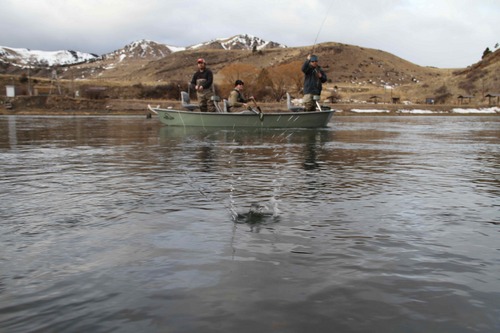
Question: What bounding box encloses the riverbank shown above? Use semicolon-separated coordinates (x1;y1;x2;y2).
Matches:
1;96;498;116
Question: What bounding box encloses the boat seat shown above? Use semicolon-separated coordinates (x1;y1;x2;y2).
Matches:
181;91;199;111
312;95;331;111
223;99;229;113
287;92;305;112
211;95;224;113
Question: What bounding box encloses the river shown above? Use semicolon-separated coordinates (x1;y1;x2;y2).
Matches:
1;115;499;332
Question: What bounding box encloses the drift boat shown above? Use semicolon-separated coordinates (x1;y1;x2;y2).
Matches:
148;106;335;129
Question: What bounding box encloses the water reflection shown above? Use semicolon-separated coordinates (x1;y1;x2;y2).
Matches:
302;130;323;170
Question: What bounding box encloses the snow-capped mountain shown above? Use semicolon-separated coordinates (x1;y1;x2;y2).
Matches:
0;34;287;69
103;39;176;61
0;46;99;67
105;35;286;61
188;34;286;51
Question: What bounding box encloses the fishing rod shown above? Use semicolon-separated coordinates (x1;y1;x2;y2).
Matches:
311;0;334;55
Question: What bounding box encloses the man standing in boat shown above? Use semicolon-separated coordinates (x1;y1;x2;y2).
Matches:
302;54;327;111
191;58;216;112
228;80;254;112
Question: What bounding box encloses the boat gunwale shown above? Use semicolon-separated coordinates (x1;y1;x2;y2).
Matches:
152;108;334;117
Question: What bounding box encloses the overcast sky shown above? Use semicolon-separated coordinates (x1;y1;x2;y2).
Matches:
1;0;498;68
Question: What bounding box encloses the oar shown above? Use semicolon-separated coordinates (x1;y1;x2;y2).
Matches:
251;98;264;121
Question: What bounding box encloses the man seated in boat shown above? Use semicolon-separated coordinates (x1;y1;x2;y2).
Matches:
228;80;255;112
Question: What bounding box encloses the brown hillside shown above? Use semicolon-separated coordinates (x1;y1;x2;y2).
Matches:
62;42;448;102
447;49;500;96
2;42;499;107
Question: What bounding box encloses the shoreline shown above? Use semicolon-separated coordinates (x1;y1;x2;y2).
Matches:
1;97;498;116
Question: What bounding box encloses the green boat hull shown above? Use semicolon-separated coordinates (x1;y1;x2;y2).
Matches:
149;107;335;128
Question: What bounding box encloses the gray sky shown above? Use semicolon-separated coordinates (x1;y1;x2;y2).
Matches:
1;0;498;68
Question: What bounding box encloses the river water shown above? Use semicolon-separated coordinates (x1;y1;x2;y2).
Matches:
1;115;499;333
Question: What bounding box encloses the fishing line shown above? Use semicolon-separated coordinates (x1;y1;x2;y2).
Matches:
312;0;334;53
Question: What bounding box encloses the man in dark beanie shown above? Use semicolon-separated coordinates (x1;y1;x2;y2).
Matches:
228;79;254;112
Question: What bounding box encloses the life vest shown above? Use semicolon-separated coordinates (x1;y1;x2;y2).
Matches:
233;88;246;103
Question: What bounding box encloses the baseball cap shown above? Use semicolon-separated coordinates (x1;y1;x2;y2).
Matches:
197;58;205;64
310;55;318;62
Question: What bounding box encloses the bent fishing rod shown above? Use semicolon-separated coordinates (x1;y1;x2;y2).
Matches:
311;0;334;55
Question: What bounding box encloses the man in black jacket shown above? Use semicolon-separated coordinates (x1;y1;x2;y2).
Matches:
302;54;327;111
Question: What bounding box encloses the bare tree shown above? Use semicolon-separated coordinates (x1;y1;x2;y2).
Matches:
217;63;259;97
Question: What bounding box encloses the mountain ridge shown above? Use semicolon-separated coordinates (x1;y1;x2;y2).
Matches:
0;34;287;68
